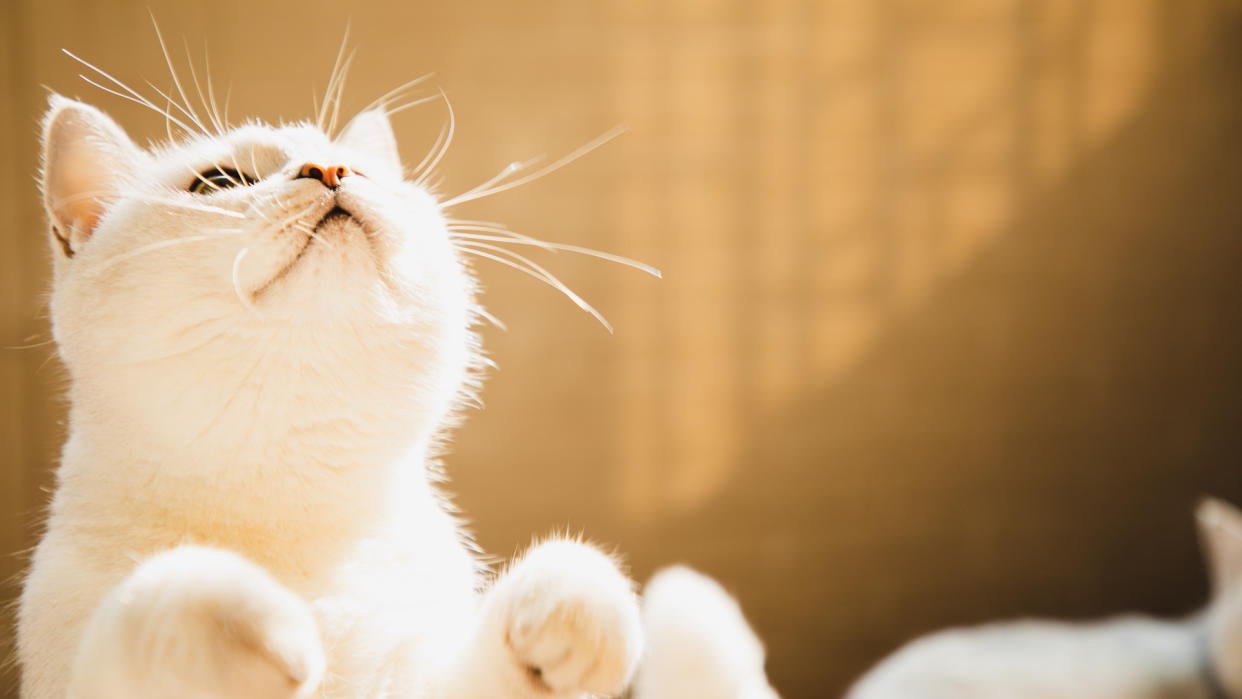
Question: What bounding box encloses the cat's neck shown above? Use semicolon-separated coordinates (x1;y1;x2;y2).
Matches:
50;389;447;583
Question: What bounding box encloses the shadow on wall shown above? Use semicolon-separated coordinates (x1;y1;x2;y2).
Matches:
627;16;1242;698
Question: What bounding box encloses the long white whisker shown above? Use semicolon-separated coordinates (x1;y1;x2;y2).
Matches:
95;234;227;274
2;337;57;351
448;230;660;277
248;146;263;189
454;242;613;332
48;188;246;219
385;94;441;117
166;197;246;218
349;74;435;122
149;13;212;138
203;45;229;132
411;122;449;181
474;307;507;331
327;50;357;138
414;88;455;186
292;222;333;249
232;248;260;315
181;160;243;193
318;25;352;132
439;125;626;208
222;84;233;130
70;69;195;137
450;228;556;252
182;39;223;135
143;79;215;142
446;157;544;204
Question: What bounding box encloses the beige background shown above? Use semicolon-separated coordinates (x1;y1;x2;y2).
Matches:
5;0;1242;696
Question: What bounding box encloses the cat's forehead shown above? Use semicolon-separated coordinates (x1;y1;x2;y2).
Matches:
162;122;327;160
149;122;364;181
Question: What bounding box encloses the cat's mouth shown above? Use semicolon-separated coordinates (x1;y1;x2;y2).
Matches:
315;205;354;230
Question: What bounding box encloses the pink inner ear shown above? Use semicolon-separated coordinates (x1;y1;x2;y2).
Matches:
42;100;138;252
49;162;109;234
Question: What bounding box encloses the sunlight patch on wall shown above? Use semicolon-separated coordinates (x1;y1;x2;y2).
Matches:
611;0;1174;523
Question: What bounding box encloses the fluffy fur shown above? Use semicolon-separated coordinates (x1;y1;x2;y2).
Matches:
633;567;780;699
16;92;649;698
848;498;1242;699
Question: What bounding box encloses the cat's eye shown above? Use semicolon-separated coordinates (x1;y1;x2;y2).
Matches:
188;167;256;194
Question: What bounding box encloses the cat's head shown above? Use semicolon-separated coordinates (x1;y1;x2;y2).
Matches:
40;95;477;460
1198;497;1242;692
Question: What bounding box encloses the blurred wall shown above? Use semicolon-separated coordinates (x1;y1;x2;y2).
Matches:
4;0;1242;697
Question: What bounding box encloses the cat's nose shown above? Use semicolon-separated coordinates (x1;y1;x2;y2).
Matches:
297;162;354;189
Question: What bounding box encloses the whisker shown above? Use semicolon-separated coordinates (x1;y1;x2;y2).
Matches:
292;222;333;249
414;88;455;187
448;157;544;203
165;198;247;218
448;229;660;277
348;73;435;122
248;145;264;189
203;45;230;132
149;13;213;139
2;338;57;351
473;307;507;331
411;122;449;181
385;94;441;117
180;160;243;195
182;39;224;135
95;234;228;274
46;189;246;220
71;70;195;137
143;79;217;144
449;227;555;252
62;48;199;136
327;50;358;138
439;125;626;208
318;25;352;133
222;84;234;130
232;247;261;315
454;242;613;332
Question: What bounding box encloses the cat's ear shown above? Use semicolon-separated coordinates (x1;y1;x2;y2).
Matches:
1198;497;1242;596
336;109;401;175
40;95;142;258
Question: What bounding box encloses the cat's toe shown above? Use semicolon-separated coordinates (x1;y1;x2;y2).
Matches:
500;539;644;695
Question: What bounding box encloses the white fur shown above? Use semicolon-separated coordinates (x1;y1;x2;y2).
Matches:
18;95;643;698
632;567;780;699
848;498;1242;699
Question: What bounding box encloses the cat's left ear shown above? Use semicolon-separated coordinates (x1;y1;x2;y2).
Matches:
336;109;401;175
40;95;142;258
1198;497;1242;597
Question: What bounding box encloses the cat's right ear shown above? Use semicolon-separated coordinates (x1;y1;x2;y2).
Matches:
1198;497;1242;597
40;95;141;258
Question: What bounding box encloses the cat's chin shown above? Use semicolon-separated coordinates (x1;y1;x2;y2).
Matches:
242;197;384;307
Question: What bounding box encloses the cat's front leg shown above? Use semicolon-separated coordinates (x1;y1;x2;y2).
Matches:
68;545;324;699
440;538;644;699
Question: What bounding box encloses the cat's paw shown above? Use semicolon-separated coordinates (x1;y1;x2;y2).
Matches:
496;539;644;696
70;546;324;699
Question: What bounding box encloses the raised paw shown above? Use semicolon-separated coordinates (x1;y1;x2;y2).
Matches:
69;546;324;699
496;539;644;696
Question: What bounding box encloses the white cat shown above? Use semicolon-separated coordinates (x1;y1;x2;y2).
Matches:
848;498;1242;699
16;87;656;699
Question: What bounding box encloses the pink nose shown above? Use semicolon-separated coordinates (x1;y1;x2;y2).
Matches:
299;162;353;188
